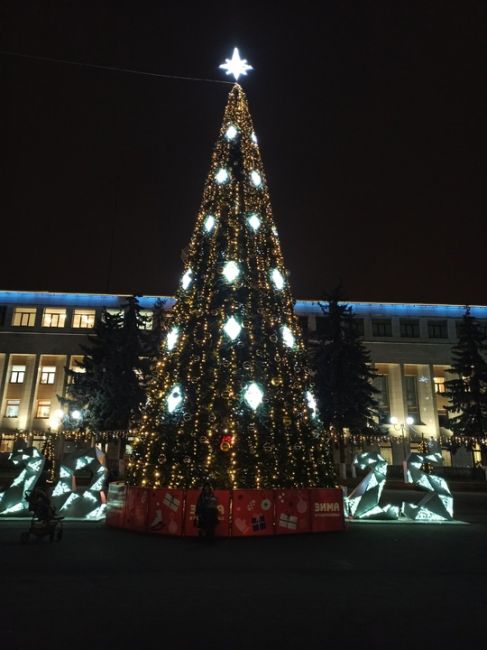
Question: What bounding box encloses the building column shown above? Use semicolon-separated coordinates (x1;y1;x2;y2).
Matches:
388;363;408;465
25;354;41;433
416;364;440;441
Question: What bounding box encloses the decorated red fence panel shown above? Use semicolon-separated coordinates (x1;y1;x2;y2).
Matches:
147;488;184;536
310;488;345;532
274;489;311;534
184;489;231;537
124;486;149;530
106;482;127;528
231;489;275;536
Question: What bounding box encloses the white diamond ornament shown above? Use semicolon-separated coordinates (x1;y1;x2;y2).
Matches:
167;386;183;413
281;325;295;348
247;213;261;231
204;215;216;232
166;327;179;351
250;170;262;187
271;268;285;290
181;269;192;290
223;316;242;340
225;124;238;140
215;168;230;184
244;382;264;410
223;261;240;282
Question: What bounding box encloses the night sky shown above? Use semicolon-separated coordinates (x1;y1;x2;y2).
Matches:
2;1;485;304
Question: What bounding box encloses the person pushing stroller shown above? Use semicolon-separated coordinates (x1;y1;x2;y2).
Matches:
196;482;219;539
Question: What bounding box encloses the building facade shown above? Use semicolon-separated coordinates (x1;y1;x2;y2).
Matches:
0;290;484;468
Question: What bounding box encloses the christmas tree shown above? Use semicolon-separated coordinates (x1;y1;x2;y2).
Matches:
128;67;335;490
445;306;487;441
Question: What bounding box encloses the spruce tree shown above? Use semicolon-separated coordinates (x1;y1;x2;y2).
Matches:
312;289;379;475
445;306;487;442
128;84;335;490
64;296;149;431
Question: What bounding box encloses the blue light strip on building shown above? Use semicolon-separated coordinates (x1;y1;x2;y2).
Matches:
0;291;485;319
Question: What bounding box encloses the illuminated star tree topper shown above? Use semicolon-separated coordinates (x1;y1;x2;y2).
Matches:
219;47;253;81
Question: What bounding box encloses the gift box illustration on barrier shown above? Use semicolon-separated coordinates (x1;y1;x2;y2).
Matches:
275;489;311;534
147;488;184;535
124;486;149;530
184;490;231;536
106;482;127;528
231;489;275;536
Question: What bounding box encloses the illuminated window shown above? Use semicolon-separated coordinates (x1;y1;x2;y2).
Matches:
11;307;36;327
5;400;20;418
72;309;96;329
372;319;392;337
434;377;446;394
35;400;51;419
428;320;448;339
139;310;153;330
10;365;26;384
67;365;85;385
372;375;390;422
42;308;67;328
40;366;56;385
404;376;419;415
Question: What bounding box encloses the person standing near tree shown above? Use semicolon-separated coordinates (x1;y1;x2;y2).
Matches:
196;483;218;539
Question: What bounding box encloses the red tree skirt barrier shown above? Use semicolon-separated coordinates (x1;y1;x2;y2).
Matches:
107;484;345;537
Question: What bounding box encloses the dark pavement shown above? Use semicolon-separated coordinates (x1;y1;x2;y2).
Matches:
1;489;486;650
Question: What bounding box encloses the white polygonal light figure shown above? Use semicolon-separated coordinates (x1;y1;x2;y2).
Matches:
71;409;82;421
204;215;216;232
223;261;240;283
281;325;295;348
219;47;253;81
181;269;192;290
251;131;258;144
166;326;179;351
167;385;183;414
223;316;242;340
215;168;230;184
225;124;238;140
250;170;262;187
306;391;317;418
244;382;264;410
271;268;285;290
247;213;261;231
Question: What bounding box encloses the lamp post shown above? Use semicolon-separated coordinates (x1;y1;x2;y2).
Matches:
390;416;414;482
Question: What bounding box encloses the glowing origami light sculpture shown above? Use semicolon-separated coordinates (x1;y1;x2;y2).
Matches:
0;447;45;516
402;452;454;521
50;447;107;520
345;452;399;520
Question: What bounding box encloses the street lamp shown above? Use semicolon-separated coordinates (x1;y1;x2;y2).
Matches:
390;416;414;482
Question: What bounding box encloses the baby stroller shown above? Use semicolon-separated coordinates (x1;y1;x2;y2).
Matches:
20;487;64;544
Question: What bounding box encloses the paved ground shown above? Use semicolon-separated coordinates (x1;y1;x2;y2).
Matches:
1;490;486;650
